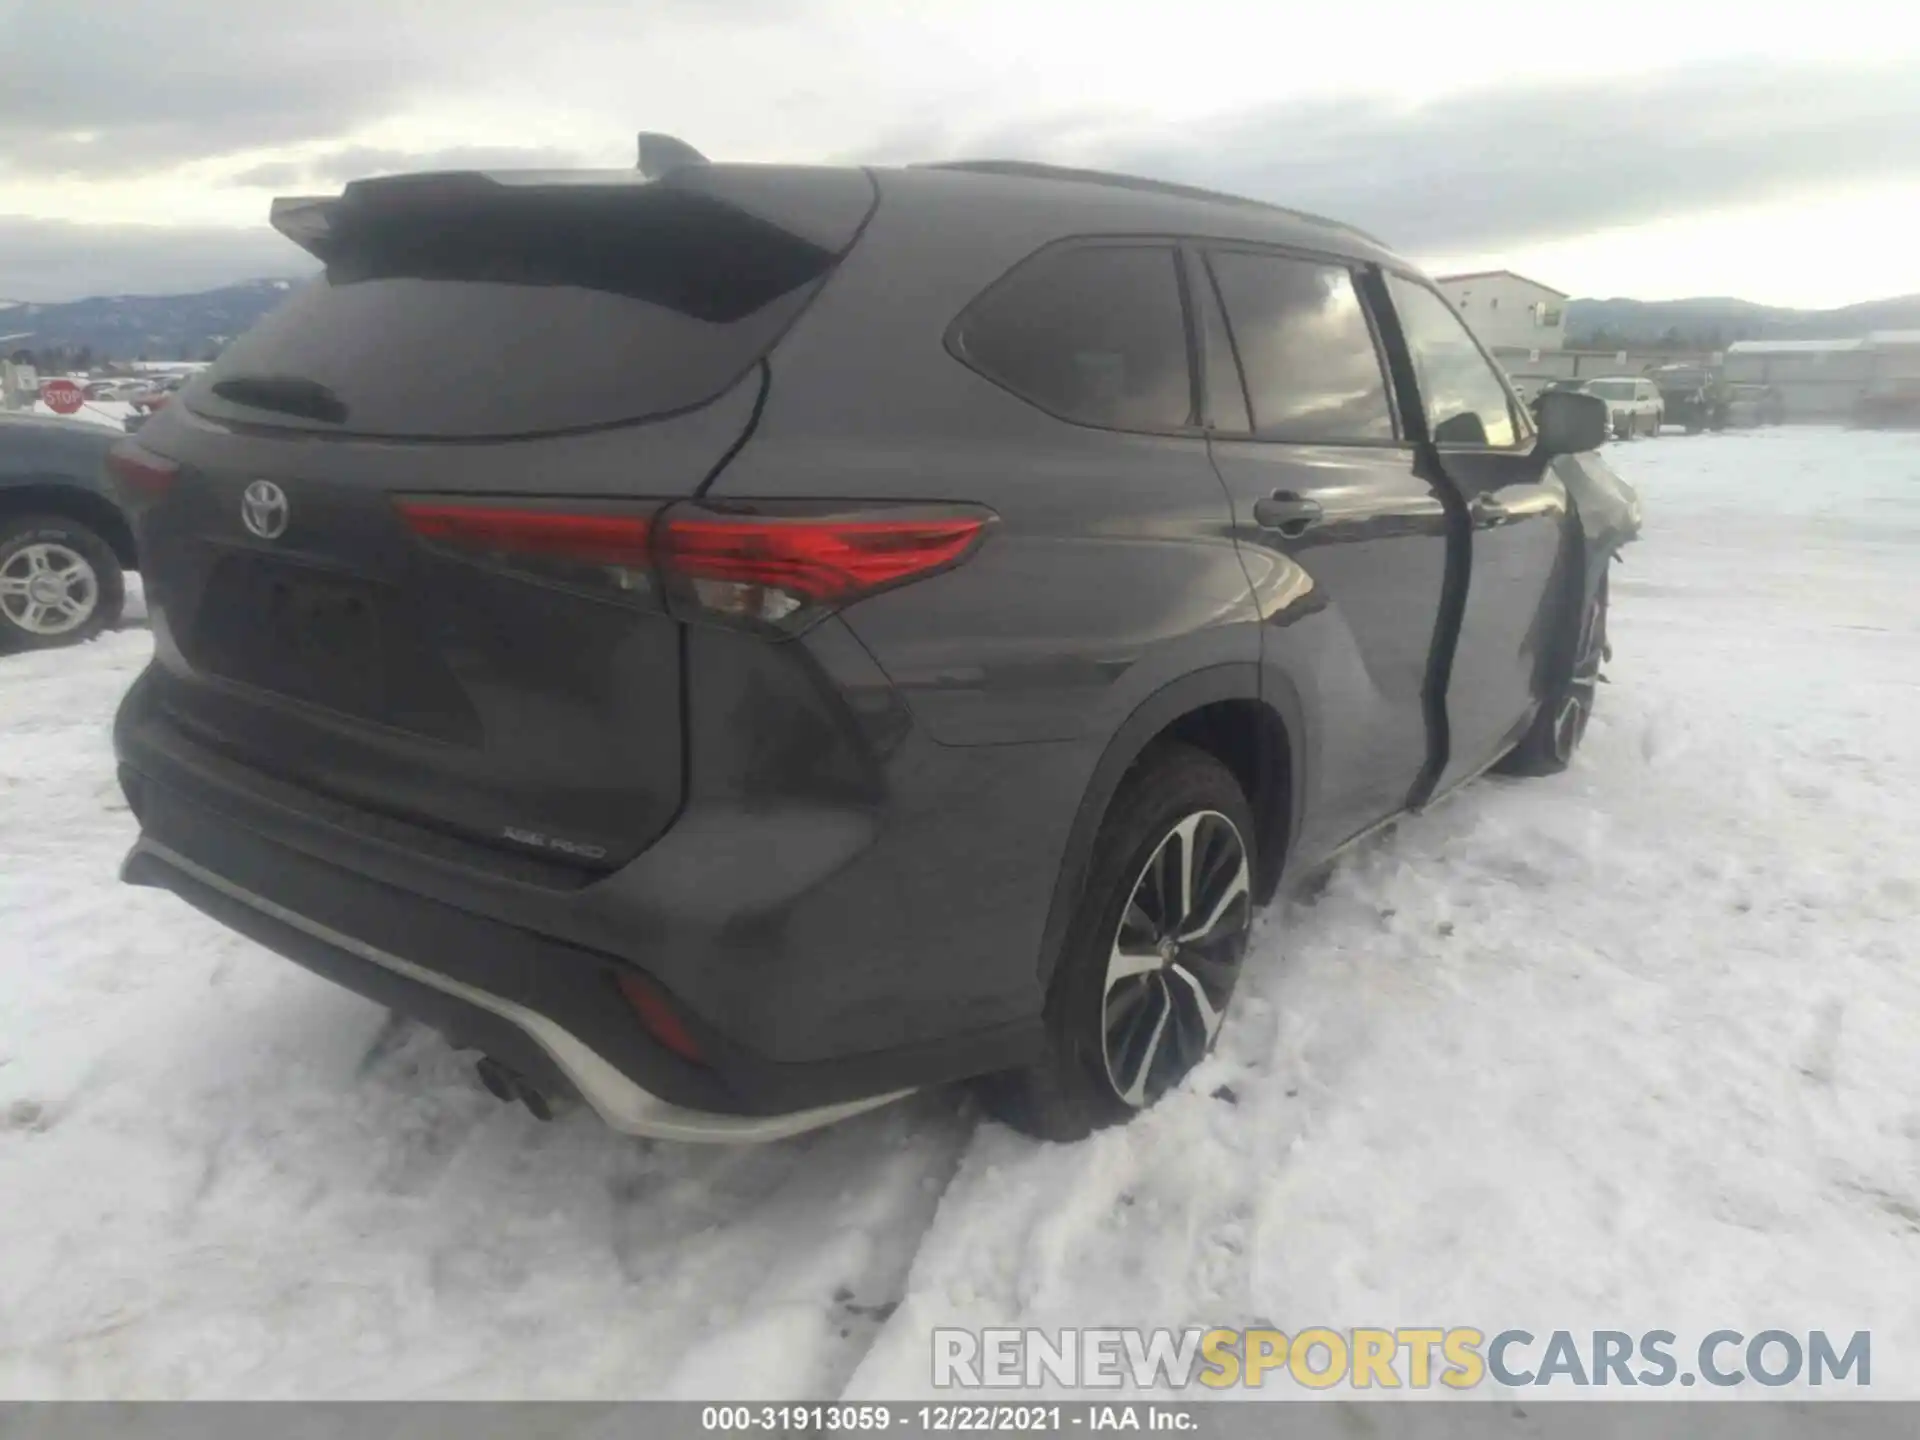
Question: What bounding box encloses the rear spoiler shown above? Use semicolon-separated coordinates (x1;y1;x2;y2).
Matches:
269;133;710;261
269;195;338;260
636;133;707;179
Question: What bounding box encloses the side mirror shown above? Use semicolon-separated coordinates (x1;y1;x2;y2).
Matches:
1535;389;1609;456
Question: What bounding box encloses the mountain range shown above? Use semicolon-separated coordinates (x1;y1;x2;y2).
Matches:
1;280;302;361
1563;294;1920;346
7;280;1920;361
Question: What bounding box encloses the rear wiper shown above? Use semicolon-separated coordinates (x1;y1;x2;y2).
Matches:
209;374;349;425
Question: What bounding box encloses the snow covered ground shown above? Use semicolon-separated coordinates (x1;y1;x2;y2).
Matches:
2;429;1916;1399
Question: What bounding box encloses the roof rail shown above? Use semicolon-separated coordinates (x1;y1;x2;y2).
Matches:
917;159;1386;247
637;133;708;180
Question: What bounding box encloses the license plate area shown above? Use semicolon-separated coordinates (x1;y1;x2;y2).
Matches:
194;553;389;720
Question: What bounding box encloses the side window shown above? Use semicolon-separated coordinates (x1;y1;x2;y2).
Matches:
1207;251;1396;443
952;244;1193;432
1384;275;1521;448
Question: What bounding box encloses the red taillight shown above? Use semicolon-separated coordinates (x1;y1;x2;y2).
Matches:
661;514;985;600
657;505;990;632
615;973;706;1065
395;502;653;568
105;442;178;500
396;499;657;602
393;497;991;632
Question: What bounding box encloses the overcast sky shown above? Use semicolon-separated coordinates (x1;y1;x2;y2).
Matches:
4;0;1918;305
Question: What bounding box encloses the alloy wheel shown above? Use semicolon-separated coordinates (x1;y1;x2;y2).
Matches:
1100;809;1252;1108
0;542;99;637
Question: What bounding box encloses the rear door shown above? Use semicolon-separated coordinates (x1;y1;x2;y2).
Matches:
1379;273;1571;795
1194;246;1451;859
127;167;874;874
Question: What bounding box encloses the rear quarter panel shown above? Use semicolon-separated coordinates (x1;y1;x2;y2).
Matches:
710;174;1262;750
702;172;1267;1012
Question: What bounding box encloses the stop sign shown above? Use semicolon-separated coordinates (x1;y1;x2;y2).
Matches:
40;378;85;415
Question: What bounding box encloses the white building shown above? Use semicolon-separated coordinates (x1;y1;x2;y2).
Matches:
1865;331;1920;384
1722;332;1920;420
1434;270;1568;353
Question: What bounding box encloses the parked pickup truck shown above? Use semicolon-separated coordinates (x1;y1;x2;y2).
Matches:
1581;376;1664;438
1649;364;1732;433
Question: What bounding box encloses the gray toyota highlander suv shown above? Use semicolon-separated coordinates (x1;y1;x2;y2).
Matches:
109;146;1633;1142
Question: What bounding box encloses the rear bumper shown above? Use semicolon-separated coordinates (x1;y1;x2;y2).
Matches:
122;836;904;1143
112;650;1081;1134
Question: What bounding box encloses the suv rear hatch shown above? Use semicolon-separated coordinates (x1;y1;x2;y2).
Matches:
123;165;875;876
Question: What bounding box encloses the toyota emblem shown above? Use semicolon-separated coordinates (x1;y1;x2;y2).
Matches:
241;480;290;540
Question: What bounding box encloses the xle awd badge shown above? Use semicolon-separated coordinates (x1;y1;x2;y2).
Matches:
241;480;290;540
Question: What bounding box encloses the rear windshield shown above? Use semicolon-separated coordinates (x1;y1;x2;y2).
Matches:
190;171;873;439
1586;380;1634;399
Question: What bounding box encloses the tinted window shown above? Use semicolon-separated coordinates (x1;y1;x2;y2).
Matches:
1385;276;1520;448
955;245;1193;432
1208;252;1395;443
192;179;861;439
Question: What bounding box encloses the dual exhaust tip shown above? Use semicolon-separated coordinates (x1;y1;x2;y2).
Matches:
475;1055;553;1121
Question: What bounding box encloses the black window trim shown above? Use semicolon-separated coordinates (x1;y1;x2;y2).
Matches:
1169;242;1206;430
1195;239;1410;450
1178;243;1254;435
944;234;1209;441
1381;267;1537;454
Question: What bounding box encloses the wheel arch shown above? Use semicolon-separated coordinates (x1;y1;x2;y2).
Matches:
1036;664;1300;988
0;481;137;571
1533;504;1615;709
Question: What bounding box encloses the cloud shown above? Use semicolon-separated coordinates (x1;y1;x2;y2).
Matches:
0;0;749;179
862;60;1920;256
0;217;314;303
227;145;592;190
5;6;1915;303
0;1;455;178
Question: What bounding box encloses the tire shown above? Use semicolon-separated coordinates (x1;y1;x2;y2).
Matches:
0;514;126;652
1496;572;1608;778
1644;410;1661;437
979;744;1258;1141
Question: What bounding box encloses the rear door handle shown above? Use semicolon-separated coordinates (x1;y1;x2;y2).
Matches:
1252;492;1325;536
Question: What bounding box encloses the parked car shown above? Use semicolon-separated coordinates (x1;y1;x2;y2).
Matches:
0;411;134;650
111;149;1638;1143
1582;376;1664;438
1649;364;1730;433
1724;383;1786;428
116;383;181;435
